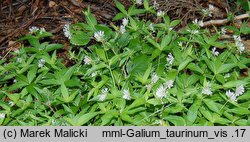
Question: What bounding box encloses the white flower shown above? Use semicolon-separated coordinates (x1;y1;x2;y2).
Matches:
235;85;244;96
208;4;215;11
233;35;245;53
16;58;22;63
226;90;237;101
192;19;204;27
122;18;129;26
178;42;183;47
40;27;46;32
202;83;212;95
63;24;72;39
38;59;46;68
91;71;97;77
29;26;39;33
13;79;17;83
192;19;198;24
151;73;159;84
224;73;231;79
202;9;212;17
153;1;159;9
149;23;154;31
94;31;104;42
166;53;174;65
0;113;5;119
192;30;199;34
157;11;165;17
123;89;131;100
164;80;174;89
155;85;166;99
84;56;92;65
212;47;219;56
8;101;14;106
99;88;108;101
221;28;226;35
120;25;126;34
135;0;142;5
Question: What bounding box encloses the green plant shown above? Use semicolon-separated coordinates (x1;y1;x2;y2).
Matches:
0;0;249;126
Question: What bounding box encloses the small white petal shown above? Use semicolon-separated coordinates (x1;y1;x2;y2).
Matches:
84;56;92;65
38;59;46;68
202;83;212;95
94;31;104;42
156;85;166;99
122;18;129;26
151;73;159;84
157;11;165;17
29;26;39;33
63;24;72;39
235;85;244;96
212;47;219;56
123;89;131;100
120;25;126;34
0;113;5;119
226;90;237;101
164;80;174;89
166;53;174;65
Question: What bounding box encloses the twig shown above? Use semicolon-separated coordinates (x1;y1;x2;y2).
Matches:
201;13;250;27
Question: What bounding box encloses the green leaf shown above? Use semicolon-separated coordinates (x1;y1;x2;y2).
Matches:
70;31;90;46
223;80;248;88
178;57;193;72
203;99;220;114
227;107;250;115
45;44;64;52
115;0;127;15
161;33;172;50
199;107;213;122
95;48;107;62
109;54;121;66
61;83;69;102
27;66;37;84
127;54;150;77
217;63;236;74
170;20;180;27
85;63;108;76
186;99;201;125
163;115;186;126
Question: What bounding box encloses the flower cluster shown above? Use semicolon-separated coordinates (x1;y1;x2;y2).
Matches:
201;8;212;17
135;0;142;5
157;11;165;17
83;56;92;65
0;113;5;119
94;31;104;42
202;82;212;95
155;80;174;99
212;47;219;56
63;24;72;39
192;19;204;27
123;89;131;100
146;73;159;91
99;88;109;101
29;26;46;34
226;85;245;101
120;18;129;34
153;1;159;10
38;59;46;68
166;53;174;65
233;35;245;53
